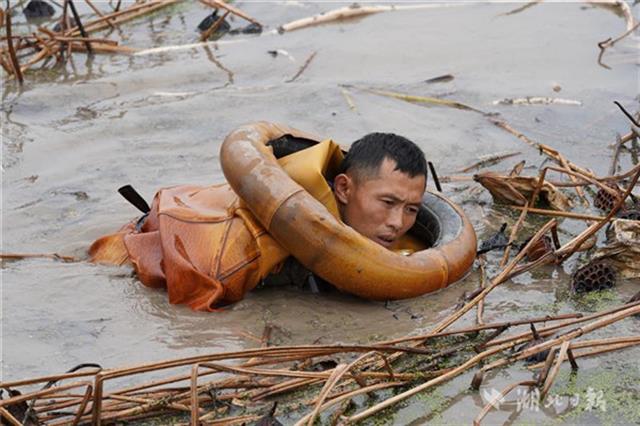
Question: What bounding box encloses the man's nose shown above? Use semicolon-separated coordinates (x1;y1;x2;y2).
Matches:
387;207;404;232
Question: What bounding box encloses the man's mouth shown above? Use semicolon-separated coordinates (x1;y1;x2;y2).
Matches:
376;235;395;248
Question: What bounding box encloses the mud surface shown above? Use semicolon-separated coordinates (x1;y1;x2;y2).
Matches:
2;1;639;424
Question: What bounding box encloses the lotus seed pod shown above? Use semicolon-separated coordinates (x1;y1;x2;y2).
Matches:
571;260;617;293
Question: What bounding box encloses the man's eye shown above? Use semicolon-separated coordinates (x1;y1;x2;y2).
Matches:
406;207;419;214
382;199;394;206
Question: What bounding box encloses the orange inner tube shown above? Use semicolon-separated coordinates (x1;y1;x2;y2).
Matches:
221;122;477;300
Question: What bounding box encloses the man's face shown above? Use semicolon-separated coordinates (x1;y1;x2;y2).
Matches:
334;157;426;248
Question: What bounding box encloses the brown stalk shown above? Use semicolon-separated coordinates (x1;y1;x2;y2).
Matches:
301;363;350;426
84;0;117;29
70;42;136;54
457;151;521;173
507;205;605;221
0;53;13;74
598;21;640;69
299;381;405;425
67;0;92;54
610;133;624;176
538;144;595;178
307;352;380;421
536;346;558;386
557;156;589;205
35;397;88;415
0;407;21;426
50;36;118;45
0;382;92;407
5;9;23;84
543;165;621;197
71;384;93;426
477;257;486;325
608;131;637;148
251;378;322;401
490;119;537;147
107;394;190;413
286;50;317;83
540;340;570;399
190;364;200;426
0;252;77;262
499;166;549;266
473;381;537;426
31;32;55;57
202;414;262;425
528;337;640;370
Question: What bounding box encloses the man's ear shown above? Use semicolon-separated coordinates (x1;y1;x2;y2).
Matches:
333;173;352;205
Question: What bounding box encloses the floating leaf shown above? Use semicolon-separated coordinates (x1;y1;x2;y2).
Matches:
474;172;572;211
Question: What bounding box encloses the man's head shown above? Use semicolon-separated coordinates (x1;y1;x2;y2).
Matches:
333;133;427;248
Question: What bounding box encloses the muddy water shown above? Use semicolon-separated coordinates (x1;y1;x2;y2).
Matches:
2;1;639;424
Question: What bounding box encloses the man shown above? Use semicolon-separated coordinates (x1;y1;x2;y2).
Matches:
90;127;429;309
332;133;428;249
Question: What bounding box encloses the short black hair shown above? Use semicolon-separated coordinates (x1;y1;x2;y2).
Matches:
340;133;427;181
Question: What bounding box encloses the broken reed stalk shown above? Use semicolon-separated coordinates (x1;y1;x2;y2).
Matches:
341;88;357;111
457;151;521;173
527;338;640;370
538;143;595;178
278;4;457;33
5;9;23;84
477;257;486;325
0;252;77;262
0;407;21;426
543;165;621;197
381;312;583;346
540;340;571;399
473;381;537;426
598;21;640;69
499;166;549;266
83;0;117;29
610;133;624;176
300;362;350;426
359;86;484;113
490;119;537;147
286;50;317;83
67;0;93;54
608;131;637;148
506;205;605;221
